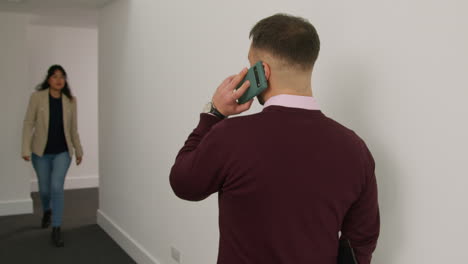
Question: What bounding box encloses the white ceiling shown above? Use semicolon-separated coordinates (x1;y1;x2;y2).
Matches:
0;0;113;11
0;0;115;28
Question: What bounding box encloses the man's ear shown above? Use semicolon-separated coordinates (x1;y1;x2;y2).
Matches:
262;62;271;81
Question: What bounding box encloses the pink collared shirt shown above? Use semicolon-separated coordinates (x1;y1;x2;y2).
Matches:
264;94;320;110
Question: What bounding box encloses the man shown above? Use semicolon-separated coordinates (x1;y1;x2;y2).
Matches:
170;13;380;264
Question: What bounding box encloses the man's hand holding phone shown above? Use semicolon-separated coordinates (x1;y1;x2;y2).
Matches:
211;68;254;117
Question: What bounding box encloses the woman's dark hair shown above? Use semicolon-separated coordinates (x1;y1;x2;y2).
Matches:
250;13;320;70
36;64;73;100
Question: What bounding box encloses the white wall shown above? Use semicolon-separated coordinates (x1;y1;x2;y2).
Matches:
27;24;99;190
0;12;33;216
98;1;468;264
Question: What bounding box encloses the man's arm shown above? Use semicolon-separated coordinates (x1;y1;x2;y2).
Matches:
169;68;253;201
341;140;380;264
169;114;227;201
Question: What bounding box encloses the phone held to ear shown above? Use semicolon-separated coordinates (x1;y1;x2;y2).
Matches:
236;61;268;104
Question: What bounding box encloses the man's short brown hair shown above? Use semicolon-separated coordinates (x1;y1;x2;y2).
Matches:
249;13;320;70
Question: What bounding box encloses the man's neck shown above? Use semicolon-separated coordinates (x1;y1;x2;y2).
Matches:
263;78;313;102
263;70;313;101
263;90;312;102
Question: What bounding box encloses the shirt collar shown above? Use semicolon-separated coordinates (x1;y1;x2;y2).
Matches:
264;94;320;110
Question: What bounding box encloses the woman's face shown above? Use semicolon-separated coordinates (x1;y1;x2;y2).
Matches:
48;70;66;91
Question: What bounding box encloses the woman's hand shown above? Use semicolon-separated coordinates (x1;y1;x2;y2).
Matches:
76;156;83;166
22;156;30;162
211;68;254;117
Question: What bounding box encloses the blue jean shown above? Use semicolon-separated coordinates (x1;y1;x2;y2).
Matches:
31;152;71;227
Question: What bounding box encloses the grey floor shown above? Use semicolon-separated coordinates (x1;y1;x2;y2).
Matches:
0;188;136;264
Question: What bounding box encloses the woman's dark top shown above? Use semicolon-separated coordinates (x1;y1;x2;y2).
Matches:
44;93;68;154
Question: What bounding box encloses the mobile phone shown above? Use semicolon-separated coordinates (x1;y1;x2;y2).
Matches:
236;61;268;104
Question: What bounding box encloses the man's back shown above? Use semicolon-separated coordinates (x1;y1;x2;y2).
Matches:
170;105;380;264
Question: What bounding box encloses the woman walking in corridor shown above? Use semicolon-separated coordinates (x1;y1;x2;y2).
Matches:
21;64;83;247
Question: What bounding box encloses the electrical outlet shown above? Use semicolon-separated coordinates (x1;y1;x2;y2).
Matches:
171;246;181;263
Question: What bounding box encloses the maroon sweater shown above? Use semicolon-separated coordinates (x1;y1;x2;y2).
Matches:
170;106;380;264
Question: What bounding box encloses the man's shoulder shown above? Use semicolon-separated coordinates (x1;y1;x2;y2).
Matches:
322;115;368;149
213;111;367;146
324;115;360;136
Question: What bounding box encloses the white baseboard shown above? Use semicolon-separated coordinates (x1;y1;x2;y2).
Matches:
31;174;99;192
97;209;161;264
0;198;33;216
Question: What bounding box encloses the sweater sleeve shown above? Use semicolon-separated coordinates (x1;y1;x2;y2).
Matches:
71;97;83;157
21;93;37;157
169;113;229;201
341;140;380;264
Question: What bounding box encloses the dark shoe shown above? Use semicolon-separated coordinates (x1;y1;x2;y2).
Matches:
51;227;64;247
41;210;51;228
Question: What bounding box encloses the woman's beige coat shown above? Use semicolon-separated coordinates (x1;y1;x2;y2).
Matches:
22;89;83;158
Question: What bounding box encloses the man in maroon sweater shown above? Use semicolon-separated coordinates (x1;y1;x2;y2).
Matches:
170;14;380;264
